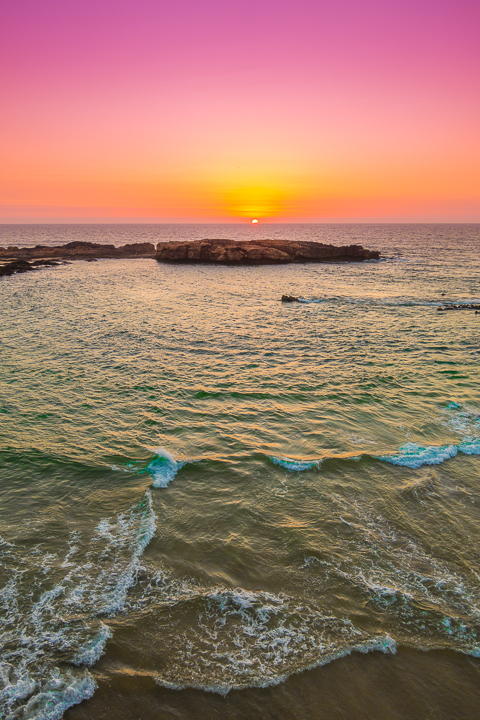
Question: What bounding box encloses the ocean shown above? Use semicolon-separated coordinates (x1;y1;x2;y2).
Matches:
1;223;479;720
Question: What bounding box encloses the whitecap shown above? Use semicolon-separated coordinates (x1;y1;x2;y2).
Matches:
377;442;458;469
72;622;113;666
459;439;480;456
147;448;184;488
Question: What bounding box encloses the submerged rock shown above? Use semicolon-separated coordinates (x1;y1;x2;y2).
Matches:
155;238;380;265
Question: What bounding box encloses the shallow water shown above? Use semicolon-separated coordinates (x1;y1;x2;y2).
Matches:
0;223;479;719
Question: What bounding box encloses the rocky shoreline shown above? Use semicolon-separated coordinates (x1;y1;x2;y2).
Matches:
0;238;381;277
0;240;155;262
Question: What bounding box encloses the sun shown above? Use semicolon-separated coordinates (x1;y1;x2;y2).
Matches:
251;219;259;224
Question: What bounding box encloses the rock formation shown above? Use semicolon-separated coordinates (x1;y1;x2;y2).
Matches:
0;258;67;277
155;238;380;265
437;303;480;312
0;241;155;261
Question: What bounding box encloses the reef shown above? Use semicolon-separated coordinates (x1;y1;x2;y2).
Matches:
155;239;381;265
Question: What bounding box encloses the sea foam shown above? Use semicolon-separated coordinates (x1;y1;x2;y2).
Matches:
377;442;459;469
377;440;480;469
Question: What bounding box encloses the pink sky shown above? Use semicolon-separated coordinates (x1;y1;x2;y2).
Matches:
1;0;479;222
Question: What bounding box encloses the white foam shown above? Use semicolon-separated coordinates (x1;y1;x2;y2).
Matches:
377;442;458;469
141;578;399;695
22;670;96;720
72;623;112;666
153;633;397;695
441;402;480;437
270;456;320;472
0;490;158;720
93;490;157;615
458;439;480;456
147;448;184;488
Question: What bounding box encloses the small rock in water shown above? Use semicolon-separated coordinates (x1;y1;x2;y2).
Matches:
281;295;299;302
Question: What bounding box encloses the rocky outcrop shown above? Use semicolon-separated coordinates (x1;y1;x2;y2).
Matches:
155;239;380;264
0;258;66;277
0;241;156;261
437;304;480;311
0;259;35;277
281;295;300;302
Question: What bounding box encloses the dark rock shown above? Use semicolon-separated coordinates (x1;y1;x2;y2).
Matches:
30;259;63;267
437;304;480;312
155;239;381;265
0;259;34;277
282;295;300;302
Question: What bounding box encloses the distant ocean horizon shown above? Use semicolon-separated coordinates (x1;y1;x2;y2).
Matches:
1;223;480;719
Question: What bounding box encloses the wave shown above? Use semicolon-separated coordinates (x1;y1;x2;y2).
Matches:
269;405;480;472
270;456;321;472
144;448;183;488
141;581;397;695
0;490;157;720
376;404;480;469
154;634;397;695
376;442;459;469
270;441;480;472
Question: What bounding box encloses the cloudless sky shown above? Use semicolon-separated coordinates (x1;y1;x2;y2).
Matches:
1;0;479;221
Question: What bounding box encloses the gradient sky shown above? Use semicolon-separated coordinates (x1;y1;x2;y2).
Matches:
1;0;480;222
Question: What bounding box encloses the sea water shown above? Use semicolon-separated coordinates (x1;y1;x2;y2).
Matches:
0;224;479;719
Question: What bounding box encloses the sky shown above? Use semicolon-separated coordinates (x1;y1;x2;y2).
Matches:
1;0;479;222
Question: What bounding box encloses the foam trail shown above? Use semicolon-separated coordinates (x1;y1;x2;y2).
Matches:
154;634;397;695
270;456;320;472
147;448;184;488
24;672;97;720
94;490;157;615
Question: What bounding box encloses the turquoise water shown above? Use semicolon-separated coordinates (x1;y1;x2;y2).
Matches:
1;224;480;719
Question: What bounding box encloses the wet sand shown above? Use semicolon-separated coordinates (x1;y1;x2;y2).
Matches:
66;647;480;720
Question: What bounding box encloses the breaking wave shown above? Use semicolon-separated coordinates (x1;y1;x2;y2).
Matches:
0;491;156;719
141;581;397;694
270;456;321;472
147;448;184;488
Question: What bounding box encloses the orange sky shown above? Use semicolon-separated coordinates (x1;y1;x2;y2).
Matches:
1;0;479;222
